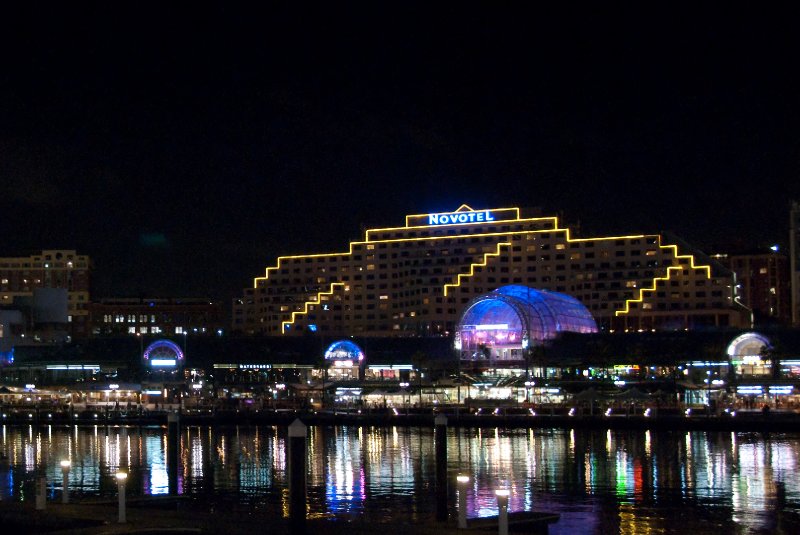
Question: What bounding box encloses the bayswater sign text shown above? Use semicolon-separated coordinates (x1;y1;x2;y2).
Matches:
428;210;495;225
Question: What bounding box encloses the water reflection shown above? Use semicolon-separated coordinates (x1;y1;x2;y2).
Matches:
1;424;799;533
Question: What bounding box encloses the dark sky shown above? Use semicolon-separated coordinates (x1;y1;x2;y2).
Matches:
1;3;798;303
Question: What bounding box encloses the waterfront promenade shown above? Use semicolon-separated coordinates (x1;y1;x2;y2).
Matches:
0;499;488;535
2;405;798;432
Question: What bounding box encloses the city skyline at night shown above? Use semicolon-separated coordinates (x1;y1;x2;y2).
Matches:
1;4;797;308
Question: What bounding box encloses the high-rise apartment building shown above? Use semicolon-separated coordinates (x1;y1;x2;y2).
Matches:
715;250;790;325
791;201;800;326
234;205;750;336
0;250;91;337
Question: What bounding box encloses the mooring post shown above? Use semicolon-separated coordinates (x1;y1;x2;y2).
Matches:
167;411;179;494
35;473;46;510
288;418;308;535
435;413;448;522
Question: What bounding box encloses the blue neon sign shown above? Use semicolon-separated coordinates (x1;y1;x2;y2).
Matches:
427;210;495;225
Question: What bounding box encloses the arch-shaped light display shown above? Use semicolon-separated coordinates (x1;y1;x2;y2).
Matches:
324;340;365;362
143;339;185;368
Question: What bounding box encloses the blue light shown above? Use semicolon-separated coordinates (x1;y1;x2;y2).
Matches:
309;324;318;332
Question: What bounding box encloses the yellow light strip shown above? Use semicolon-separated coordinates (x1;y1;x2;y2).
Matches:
253;207;715;323
281;282;345;332
443;242;510;297
615;238;713;316
254;221;657;288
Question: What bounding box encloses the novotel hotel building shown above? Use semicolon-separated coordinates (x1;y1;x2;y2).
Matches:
234;205;750;336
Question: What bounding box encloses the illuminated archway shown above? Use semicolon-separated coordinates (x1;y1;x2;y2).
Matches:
143;339;185;369
726;332;771;359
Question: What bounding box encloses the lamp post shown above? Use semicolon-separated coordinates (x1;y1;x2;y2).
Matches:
60;460;71;504
457;474;470;529
116;472;128;523
400;382;409;415
495;487;510;535
524;381;535;406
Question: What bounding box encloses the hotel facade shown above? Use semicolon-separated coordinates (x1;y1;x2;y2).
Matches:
234;205;750;336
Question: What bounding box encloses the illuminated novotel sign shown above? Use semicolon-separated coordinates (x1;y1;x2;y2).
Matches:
427;210;495;225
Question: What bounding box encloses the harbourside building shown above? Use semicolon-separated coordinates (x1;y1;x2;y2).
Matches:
714;249;791;326
87;297;225;338
0;249;91;338
234;204;750;336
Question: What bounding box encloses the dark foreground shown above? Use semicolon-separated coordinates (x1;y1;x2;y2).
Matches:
0;498;557;534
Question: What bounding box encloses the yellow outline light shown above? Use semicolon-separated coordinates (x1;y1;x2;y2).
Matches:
443;242;511;296
615;239;712;316
281;282;345;332
248;204;717;327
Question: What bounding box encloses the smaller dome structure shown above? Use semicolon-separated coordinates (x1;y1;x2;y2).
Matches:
727;332;771;358
324;340;365;363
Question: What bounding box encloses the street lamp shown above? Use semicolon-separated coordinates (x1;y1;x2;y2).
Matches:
495;487;510;535
524;381;535;405
456;474;470;529
116;472;128;523
60;460;71;504
400;382;409;414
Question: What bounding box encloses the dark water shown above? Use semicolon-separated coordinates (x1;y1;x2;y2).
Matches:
2;424;799;534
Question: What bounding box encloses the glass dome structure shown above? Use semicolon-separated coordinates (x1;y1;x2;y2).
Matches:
455;285;597;363
324;340;365;362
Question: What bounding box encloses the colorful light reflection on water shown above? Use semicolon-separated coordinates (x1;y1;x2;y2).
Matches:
1;424;799;533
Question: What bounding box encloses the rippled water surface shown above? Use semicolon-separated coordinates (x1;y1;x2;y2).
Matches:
2;424;799;534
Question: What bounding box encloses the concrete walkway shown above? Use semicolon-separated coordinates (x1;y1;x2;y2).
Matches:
0;499;501;534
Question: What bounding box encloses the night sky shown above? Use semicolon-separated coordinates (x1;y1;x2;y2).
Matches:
1;4;798;304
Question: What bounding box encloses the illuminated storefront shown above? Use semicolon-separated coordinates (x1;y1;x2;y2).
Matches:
727;332;772;376
324;340;365;381
237;204;749;337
